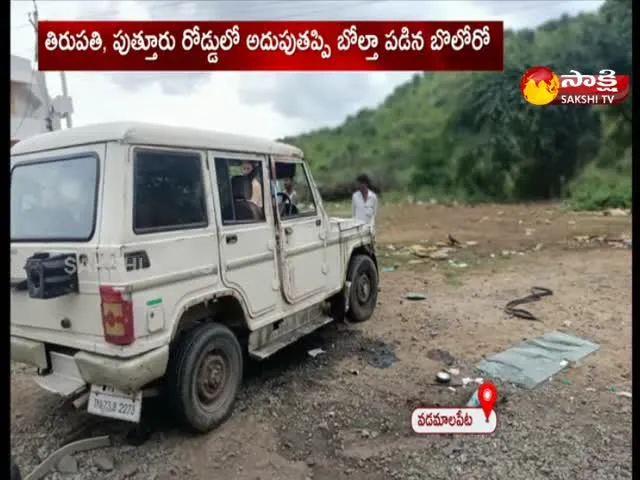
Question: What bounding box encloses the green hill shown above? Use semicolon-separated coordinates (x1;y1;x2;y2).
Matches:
282;0;631;209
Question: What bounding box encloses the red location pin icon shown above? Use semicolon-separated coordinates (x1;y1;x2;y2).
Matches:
478;382;497;421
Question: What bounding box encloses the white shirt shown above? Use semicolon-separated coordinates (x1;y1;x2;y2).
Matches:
352;190;377;227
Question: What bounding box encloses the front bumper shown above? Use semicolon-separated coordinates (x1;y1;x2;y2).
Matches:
10;336;169;394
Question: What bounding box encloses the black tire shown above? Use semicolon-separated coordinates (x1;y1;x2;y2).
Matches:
164;322;243;433
346;255;378;322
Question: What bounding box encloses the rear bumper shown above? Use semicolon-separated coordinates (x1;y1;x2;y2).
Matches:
10;336;169;394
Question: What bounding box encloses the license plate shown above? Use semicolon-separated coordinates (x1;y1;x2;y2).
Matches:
87;384;143;423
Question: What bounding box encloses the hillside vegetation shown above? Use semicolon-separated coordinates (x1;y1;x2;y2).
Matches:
283;0;631;209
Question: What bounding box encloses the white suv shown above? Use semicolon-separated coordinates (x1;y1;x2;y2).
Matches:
10;122;378;433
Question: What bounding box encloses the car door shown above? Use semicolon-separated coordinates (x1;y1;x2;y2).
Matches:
209;152;280;318
274;159;328;303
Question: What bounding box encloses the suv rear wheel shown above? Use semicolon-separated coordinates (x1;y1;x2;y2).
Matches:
165;322;243;433
346;254;378;322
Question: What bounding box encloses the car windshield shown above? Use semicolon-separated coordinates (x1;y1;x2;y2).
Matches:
11;155;98;241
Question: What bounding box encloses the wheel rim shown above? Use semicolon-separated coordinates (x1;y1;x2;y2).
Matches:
195;349;229;406
355;272;371;304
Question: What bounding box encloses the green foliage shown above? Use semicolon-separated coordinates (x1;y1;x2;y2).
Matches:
566;155;632;211
284;0;631;209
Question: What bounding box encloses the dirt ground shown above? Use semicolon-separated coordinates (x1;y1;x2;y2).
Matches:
11;202;632;480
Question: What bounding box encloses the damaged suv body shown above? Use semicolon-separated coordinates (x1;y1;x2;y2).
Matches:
10;122;378;432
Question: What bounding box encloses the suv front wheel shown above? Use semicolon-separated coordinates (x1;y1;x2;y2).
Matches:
165;322;243;433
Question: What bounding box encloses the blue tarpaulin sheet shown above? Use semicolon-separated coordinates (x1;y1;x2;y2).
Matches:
476;330;599;388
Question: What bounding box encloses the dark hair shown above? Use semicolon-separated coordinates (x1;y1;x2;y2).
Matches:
243;161;259;180
356;173;371;189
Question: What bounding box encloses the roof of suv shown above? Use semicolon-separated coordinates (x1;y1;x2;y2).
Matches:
10;121;303;158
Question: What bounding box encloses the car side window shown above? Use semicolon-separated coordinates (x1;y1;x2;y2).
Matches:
275;161;317;219
214;158;266;225
133;149;208;233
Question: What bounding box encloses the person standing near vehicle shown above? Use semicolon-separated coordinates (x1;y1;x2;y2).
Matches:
352;173;377;228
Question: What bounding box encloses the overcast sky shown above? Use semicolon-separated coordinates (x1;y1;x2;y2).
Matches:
10;0;604;139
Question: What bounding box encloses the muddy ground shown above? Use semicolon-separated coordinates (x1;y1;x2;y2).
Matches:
11;203;632;480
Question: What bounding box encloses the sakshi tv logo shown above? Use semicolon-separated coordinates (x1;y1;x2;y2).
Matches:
519;66;630;106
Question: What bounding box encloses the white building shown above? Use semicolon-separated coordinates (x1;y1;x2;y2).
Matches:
11;54;73;146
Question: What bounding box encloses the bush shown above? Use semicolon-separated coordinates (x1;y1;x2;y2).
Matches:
566;163;631;211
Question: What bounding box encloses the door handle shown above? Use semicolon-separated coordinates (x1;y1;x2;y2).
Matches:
315;218;322;226
226;234;238;244
284;227;293;235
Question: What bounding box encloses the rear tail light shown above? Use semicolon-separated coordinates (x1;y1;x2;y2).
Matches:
99;286;135;345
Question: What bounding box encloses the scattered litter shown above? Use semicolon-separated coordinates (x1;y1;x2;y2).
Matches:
436;371;452;384
501;250;511;257
504;286;553;321
404;292;427;301
616;391;632;398
562;379;571;385
407;259;426;265
382;266;396;273
426;348;456;365
490;253;496;258
466;389;480;407
350;369;359;375
307;348;325;358
533;243;544;251
409;244;434;257
448;259;468;268
447;386;457;392
387;244;396;250
477;331;599;388
465;241;478;247
559;360;569;368
462;377;484;386
609;386;617;392
447;368;460;376
429;248;453;260
525;228;535;236
585;387;596;392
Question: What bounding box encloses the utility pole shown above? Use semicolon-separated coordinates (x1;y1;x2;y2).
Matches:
28;0;53;131
29;0;73;130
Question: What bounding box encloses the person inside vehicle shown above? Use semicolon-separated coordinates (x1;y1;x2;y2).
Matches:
352;173;378;228
283;176;297;205
240;160;263;208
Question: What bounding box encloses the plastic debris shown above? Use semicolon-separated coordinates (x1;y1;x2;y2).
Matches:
307;348;325;358
461;377;483;387
448;260;468;268
466;388;480;407
404;292;427;301
447;368;460;376
382;266;396;273
616;391;632;398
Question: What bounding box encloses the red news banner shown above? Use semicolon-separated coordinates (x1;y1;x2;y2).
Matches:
38;21;504;72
